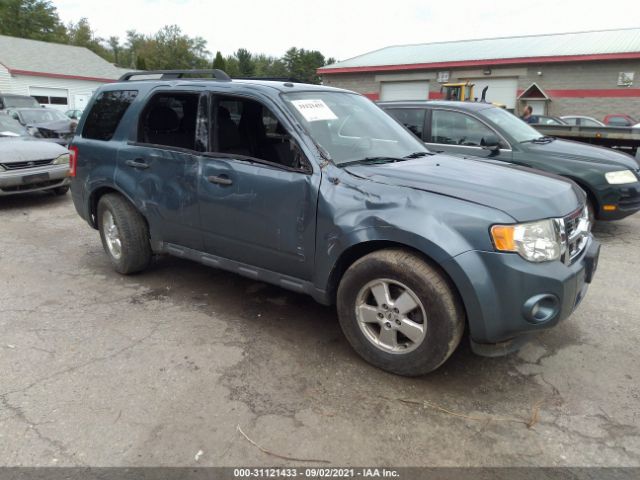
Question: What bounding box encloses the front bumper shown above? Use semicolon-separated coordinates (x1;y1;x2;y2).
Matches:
444;237;600;353
597;182;640;220
0;164;70;195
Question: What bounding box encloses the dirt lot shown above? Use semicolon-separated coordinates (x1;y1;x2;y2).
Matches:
0;192;639;467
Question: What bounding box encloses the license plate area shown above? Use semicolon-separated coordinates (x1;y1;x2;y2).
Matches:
22;172;50;184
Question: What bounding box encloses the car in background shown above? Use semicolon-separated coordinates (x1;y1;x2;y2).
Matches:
0;115;71;196
0;93;40;110
380;100;640;222
530;115;567;126
65;109;83;120
604;114;637;127
6;107;76;146
561;116;606;127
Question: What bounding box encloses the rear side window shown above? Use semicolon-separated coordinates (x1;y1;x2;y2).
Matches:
83;90;138;141
385;108;426;139
138;92;203;151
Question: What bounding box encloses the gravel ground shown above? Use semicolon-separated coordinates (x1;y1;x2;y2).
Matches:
0;192;638;467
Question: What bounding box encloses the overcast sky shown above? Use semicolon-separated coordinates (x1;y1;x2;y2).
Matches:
54;0;639;61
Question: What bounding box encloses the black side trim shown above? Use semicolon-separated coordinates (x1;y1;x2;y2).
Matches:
159;242;330;304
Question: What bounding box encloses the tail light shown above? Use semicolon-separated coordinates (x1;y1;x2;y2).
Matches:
69;145;78;177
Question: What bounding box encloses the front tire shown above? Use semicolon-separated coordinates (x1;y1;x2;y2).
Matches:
97;193;151;274
336;249;465;376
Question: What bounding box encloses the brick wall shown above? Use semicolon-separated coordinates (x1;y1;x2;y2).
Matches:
321;59;640;119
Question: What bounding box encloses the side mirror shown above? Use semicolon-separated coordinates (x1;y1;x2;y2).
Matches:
481;133;500;151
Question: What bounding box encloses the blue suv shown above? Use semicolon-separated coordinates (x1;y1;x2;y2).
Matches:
69;70;600;376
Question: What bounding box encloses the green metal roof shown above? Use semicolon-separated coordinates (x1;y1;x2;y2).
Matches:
320;28;640;72
0;35;122;80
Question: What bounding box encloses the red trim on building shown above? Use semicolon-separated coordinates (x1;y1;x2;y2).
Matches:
319;52;640;75
363;92;380;100
546;88;640;98
429;91;443;100
9;69;117;83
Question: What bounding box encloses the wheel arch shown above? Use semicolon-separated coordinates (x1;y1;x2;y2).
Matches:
325;240;467;322
564;175;599;218
88;185;146;229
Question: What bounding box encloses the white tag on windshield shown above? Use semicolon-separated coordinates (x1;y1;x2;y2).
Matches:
291;99;338;122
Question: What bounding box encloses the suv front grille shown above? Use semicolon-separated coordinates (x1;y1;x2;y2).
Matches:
559;207;590;265
0;159;54;170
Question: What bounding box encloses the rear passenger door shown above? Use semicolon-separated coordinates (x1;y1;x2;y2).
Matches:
116;90;207;250
384;108;427;140
197;93;319;280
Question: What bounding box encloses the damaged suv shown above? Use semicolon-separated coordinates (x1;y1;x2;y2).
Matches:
70;70;600;376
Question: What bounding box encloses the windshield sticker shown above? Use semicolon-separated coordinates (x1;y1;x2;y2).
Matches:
291;99;338;122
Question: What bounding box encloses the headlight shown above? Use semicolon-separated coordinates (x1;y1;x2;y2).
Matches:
491;219;561;263
53;153;70;165
605;170;638;185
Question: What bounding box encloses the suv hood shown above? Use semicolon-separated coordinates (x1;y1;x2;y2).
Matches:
0;136;68;163
524;138;640;170
344;154;584;222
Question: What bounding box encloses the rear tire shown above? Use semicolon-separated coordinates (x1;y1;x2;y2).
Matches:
97;193;151;274
336;249;465;376
53;186;69;196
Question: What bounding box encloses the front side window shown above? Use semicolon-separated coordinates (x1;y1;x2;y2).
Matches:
480;107;541;143
385;108;426;140
431;110;497;146
138;92;202;151
607;117;632;127
563;117;578;125
283;91;427;165
83;90;138;141
213;96;302;169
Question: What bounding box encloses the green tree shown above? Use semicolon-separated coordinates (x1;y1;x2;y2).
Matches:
67;17;111;60
0;0;67;42
212;51;226;71
122;25;210;70
284;47;327;84
108;36;121;65
235;48;255;76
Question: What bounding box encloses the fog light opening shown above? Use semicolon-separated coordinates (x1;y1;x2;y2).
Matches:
523;294;560;324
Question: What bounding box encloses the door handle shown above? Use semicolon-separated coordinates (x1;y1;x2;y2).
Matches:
125;159;149;169
207;175;233;186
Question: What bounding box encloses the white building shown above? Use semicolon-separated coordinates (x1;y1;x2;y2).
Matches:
0;35;124;112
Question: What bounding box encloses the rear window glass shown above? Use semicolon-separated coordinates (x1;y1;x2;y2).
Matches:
83;90;138;141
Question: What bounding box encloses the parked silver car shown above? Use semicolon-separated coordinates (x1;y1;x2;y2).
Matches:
0;115;71;196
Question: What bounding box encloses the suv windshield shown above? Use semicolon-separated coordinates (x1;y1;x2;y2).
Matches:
0;115;28;136
480;107;542;143
283;91;428;165
19;109;68;124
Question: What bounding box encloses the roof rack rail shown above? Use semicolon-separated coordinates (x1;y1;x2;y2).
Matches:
233;76;303;83
118;69;231;82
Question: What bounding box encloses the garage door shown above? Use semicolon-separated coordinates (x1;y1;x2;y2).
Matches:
467;78;517;109
380;81;430;101
29;87;69;111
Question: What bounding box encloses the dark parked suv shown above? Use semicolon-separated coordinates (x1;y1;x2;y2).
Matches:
380;101;640;221
70;70;600;376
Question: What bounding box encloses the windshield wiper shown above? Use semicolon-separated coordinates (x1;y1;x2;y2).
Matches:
338;157;409;168
520;136;555;144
